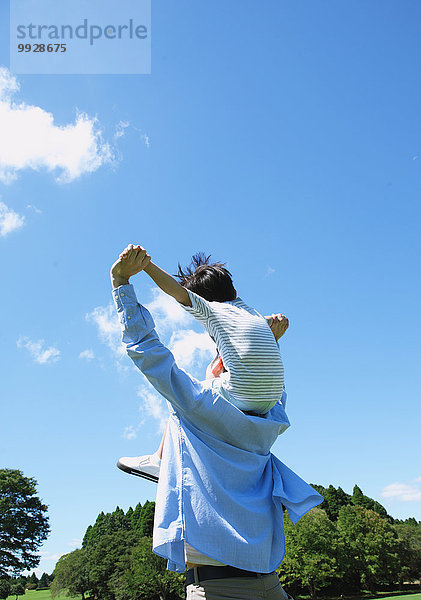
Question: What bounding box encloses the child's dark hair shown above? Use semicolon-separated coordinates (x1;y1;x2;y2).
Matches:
176;252;236;302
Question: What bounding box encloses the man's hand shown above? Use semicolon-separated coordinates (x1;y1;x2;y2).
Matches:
266;314;289;341
110;244;151;289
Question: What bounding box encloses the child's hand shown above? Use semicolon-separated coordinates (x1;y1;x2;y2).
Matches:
110;244;151;287
266;314;289;341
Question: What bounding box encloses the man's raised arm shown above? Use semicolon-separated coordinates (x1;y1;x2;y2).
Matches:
110;247;203;415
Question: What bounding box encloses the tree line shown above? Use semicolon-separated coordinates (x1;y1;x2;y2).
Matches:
50;485;421;600
0;572;54;599
1;469;420;600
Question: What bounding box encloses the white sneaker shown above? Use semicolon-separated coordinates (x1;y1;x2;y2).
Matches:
117;453;161;483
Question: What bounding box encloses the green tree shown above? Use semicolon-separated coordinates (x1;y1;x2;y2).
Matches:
9;581;25;600
136;501;155;537
393;518;421;585
0;469;50;576
38;571;50;588
278;508;338;599
28;572;39;585
112;537;185;600
351;485;390;521
51;549;91;600
336;505;401;592
311;484;352;521
85;530;141;600
82;507;132;549
0;580;11;600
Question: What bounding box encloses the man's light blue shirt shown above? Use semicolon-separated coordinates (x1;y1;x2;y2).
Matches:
113;284;323;573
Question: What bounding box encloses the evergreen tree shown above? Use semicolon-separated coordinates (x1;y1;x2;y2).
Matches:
137;501;155;537
317;485;352;521
28;572;39;584
38;571;50;588
351;485;390;521
131;503;144;530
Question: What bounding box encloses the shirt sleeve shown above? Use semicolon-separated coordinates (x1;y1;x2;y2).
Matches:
181;289;213;321
112;284;205;414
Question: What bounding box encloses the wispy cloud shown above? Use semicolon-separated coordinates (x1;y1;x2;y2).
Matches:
79;349;95;361
414;476;421;483
86;303;123;356
17;336;61;364
381;481;421;502
26;204;42;214
141;133;150;148
89;287;215;435
137;382;168;432
114;120;130;139
122;424;138;440
0;67;113;184
264;266;275;278
0;200;25;236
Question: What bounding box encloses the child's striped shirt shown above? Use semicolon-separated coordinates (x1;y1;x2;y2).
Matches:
182;290;284;410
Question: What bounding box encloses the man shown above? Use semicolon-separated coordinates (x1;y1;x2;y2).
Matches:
111;246;322;600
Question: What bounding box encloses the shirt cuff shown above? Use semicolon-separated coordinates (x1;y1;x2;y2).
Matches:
112;284;141;329
112;283;137;308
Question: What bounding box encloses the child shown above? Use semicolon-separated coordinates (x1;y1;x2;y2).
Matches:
116;245;288;481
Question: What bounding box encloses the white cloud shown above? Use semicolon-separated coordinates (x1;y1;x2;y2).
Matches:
123;424;138;440
264;266;275;278
79;349;95;361
26;204;42;214
145;287;191;333
141;133;150;148
0;200;25;236
137;383;168;431
414;476;421;483
169;329;215;370
0;67;113;184
381;482;421;502
0;68;19;99
17;336;61;364
114;120;130;139
68;538;82;548
86;303;124;356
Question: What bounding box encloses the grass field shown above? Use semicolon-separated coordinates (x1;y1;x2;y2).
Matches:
7;590;421;600
6;590;78;600
374;596;421;600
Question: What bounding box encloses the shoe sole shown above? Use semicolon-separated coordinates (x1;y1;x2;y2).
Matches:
116;460;159;483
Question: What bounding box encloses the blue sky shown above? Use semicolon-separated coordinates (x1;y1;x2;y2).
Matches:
1;0;420;577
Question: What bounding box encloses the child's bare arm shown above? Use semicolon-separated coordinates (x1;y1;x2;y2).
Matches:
114;245;192;306
144;261;192;307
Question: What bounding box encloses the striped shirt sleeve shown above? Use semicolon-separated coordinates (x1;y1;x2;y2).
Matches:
182;289;212;321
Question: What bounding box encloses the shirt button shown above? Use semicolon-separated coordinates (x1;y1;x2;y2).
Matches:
127;316;131;320
121;292;125;297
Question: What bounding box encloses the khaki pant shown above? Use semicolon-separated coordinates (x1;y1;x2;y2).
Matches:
186;572;289;599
